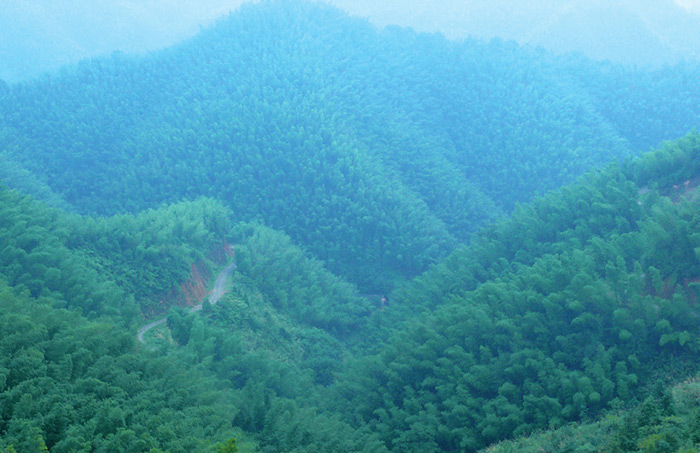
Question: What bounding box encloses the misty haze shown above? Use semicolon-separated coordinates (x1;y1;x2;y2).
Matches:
2;0;700;82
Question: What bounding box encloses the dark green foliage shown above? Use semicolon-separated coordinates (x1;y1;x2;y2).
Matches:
0;186;134;320
0;282;240;452
492;379;700;452
324;133;700;451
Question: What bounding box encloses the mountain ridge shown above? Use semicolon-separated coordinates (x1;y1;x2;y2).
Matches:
7;0;698;290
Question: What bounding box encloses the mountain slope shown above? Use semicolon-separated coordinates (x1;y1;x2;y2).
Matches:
323;133;700;450
331;0;700;66
0;184;385;452
3;128;700;451
4;0;700;83
6;0;692;290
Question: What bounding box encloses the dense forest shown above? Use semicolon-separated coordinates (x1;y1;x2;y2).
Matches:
3;1;700;291
3;1;700;452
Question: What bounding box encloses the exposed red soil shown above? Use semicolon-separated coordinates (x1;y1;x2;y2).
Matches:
180;262;210;306
145;238;236;317
661;176;700;204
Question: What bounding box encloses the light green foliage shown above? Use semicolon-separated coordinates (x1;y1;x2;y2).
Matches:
0;186;231;323
64;197;232;314
232;222;370;335
0;186;133;320
215;438;239;453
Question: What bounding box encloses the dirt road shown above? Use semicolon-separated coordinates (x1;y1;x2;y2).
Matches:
137;260;236;344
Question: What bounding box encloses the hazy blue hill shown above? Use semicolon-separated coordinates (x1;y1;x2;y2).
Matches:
5;0;700;83
513;0;700;66
331;0;700;67
563;58;700;152
3;3;697;283
0;0;227;84
6;0;690;290
529;3;669;62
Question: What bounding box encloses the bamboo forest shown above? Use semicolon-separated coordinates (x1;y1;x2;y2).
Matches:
2;1;700;451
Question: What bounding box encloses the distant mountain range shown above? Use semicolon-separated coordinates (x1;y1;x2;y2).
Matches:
2;0;700;291
2;0;700;82
331;0;700;66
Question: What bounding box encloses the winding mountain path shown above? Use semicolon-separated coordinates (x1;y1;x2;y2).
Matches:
137;261;237;344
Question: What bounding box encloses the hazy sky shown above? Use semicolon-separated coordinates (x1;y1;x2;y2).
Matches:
677;0;700;13
2;0;700;82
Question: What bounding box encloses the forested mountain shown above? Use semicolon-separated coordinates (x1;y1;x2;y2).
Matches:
0;282;242;452
8;130;699;451
326;134;700;451
330;0;700;66
4;0;700;83
3;112;700;451
3;1;700;452
151;133;700;452
0;188;240;451
3;0;700;290
3;130;690;452
0;186;383;451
